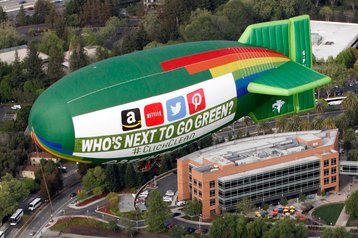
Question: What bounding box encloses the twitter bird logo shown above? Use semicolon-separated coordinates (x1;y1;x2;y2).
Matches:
166;96;186;122
170;102;181;116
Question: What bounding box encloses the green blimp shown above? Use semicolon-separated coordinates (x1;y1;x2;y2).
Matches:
29;15;331;164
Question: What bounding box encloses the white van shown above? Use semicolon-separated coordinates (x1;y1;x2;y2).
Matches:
0;230;4;238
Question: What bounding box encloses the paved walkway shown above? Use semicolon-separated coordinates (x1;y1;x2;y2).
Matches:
335;206;349;226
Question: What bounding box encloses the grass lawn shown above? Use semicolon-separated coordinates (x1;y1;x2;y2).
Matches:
51;217;109;232
312;203;344;225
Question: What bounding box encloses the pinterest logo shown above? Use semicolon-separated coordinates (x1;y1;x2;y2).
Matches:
187;88;206;115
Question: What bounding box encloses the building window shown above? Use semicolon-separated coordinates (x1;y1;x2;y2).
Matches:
324;178;329;185
210;199;216;206
331;167;336;174
189;175;192;181
194;188;197;195
210;189;216;197
331;158;337;166
324;160;329;167
199;181;202;188
210;180;215;188
324;169;329;176
210;209;216;216
332;176;337;183
199;191;202;197
194;179;197;186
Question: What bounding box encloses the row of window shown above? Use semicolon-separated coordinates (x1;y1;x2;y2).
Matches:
218;162;320;188
218;182;320;207
219;179;320;199
324;158;337;167
219;170;320;190
324;176;337;185
324;167;337;176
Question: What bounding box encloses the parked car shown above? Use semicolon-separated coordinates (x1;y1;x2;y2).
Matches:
163;196;172;202
172;212;181;217
177;201;186;206
69;192;77;198
11;104;21;110
165;190;174;196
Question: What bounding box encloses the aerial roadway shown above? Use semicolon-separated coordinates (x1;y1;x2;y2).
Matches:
0;0;36;12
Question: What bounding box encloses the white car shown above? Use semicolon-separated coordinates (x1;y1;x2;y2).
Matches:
177;201;186;206
165;190;174;196
163;196;172;202
11;104;21;110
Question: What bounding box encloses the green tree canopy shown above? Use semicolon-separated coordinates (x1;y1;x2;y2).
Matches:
263;219;307;238
0;22;24;49
145;190;170;232
0;173;29;223
236;197;254;215
321;227;352;238
346;190;358;218
247;218;269;238
82;166;107;192
336;48;356;68
184;199;202;217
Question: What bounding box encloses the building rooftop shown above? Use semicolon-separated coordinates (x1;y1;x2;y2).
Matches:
0;45;48;64
182;130;337;173
310;20;358;60
29;151;58;158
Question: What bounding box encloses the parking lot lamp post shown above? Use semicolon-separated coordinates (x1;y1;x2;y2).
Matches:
318;217;320;225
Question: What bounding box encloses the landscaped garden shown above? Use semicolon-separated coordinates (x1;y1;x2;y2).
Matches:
312;203;344;225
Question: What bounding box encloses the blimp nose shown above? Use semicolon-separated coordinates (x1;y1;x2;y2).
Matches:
29;88;75;156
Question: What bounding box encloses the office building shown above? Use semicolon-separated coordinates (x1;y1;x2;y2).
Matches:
177;129;339;220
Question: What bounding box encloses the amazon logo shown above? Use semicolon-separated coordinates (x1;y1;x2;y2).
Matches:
121;108;142;131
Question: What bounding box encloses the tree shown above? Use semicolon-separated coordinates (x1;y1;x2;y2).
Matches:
23;177;39;194
246;218;269;238
0;7;7;23
336;48;356;68
47;42;64;83
342;91;358;112
236;197;254;215
106;192;119;211
263;219;307;238
16;5;26;26
348;149;358;161
346;190;358;218
256;121;272;135
169;226;186;238
323;116;336;129
184;199;202;218
35;160;63;199
69;35;89;72
315;98;328;113
180;9;235;41
33;0;54;24
335;113;349;133
321;227;352;238
0;173;29;223
0;22;24;49
82;166;106;192
24;43;45;81
311;116;324;130
105;164;120;192
145;190;170;232
319;6;333;21
275;117;287;133
125;163;137;188
209;213;238;238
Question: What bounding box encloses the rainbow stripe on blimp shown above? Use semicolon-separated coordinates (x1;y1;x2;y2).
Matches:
31;131;88;163
161;47;289;98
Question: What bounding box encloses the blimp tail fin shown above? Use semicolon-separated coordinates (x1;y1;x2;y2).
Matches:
239;15;312;68
248;90;315;122
246;61;330;122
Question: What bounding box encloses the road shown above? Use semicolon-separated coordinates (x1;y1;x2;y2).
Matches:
7;163;81;238
0;0;36;12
